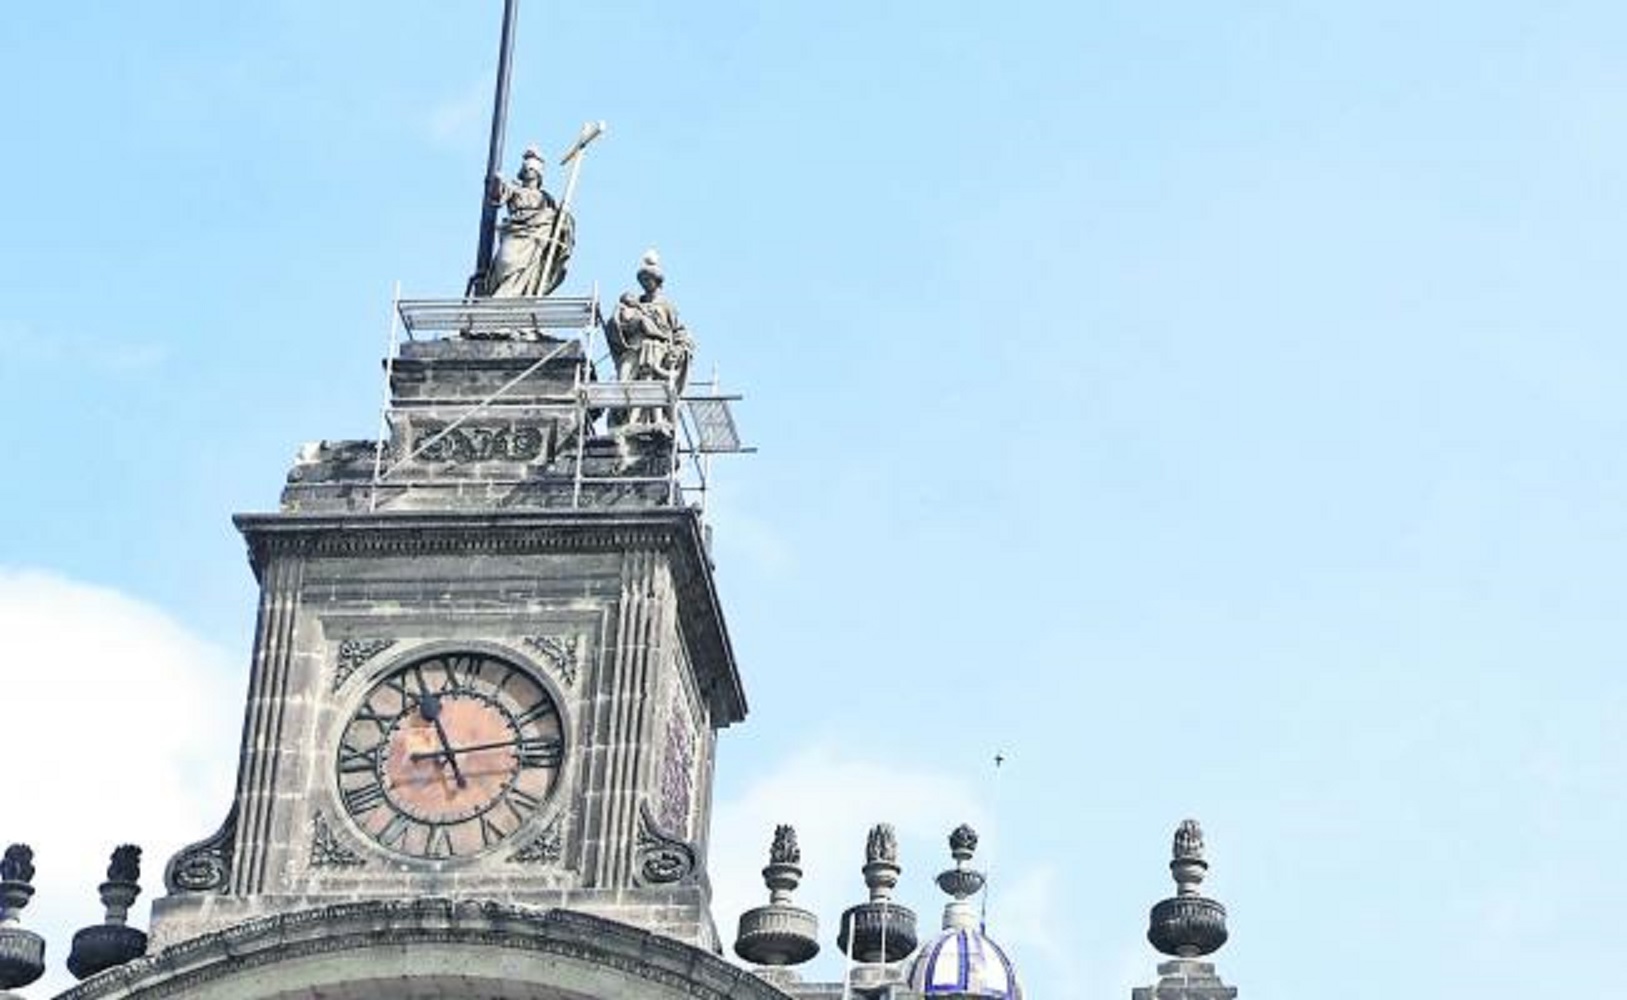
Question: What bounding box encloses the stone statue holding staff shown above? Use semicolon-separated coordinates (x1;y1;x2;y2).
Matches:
478;146;575;298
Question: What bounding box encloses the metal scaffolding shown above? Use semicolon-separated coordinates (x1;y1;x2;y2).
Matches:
368;292;751;513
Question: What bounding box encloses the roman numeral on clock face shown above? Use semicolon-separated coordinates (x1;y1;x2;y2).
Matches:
377;813;412;849
425;826;455;859
441;655;482;692
516;736;563;769
337;742;381;775
505;787;543;822
378;669;421;703
512;700;558;727
351;704;395;732
478;813;508;848
343;782;387;815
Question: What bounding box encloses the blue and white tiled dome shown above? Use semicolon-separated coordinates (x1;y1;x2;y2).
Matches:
908;920;1023;1000
908;824;1022;1000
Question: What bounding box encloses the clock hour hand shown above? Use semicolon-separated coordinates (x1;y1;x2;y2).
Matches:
417;693;468;788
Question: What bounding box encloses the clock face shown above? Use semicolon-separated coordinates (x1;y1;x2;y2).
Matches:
335;651;564;859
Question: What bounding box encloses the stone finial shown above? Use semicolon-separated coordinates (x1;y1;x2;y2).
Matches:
1147;819;1228;959
1170;819;1210;899
862;824;902;903
839;823;918;965
934;823;988;931
762;826;803;906
770;824;800;866
68;845;148;980
107;845;141;884
865;823;899;867
0;847;33;887
0;844;45;989
734;825;819;969
1173;819;1204;861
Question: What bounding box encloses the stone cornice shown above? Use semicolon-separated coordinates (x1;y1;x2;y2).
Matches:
55;900;789;1000
232;507;746;725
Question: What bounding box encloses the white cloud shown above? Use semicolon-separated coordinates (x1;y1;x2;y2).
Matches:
709;744;1066;990
1113;937;1156;1000
994;866;1093;999
0;569;239;997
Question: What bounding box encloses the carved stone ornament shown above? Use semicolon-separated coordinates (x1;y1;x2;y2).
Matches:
769;825;800;866
107;845;142;884
413;422;547;464
634;802;698;886
865;823;898;865
523;634;580;687
1149;817;1229;958
164;807;236;894
508;821;564;865
0;844;35;884
1174;818;1206;862
309;813;366;870
333;638;396;691
0;843;44;990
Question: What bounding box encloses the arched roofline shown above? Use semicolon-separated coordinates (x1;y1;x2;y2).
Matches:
54;899;789;1000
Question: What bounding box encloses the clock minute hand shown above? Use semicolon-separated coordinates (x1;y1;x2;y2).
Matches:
417;693;468;788
411;735;557;760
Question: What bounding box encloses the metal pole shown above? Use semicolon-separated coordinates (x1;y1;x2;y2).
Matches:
572;283;596;508
667;379;681;506
469;0;520;295
981;751;1006;932
839;910;856;1000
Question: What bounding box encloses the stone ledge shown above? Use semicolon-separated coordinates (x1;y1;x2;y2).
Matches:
59;899;790;1000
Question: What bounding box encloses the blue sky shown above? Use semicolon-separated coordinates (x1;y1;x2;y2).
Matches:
3;3;1626;997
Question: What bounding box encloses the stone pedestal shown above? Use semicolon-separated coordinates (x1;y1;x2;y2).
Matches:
283;338;675;514
1131;959;1238;1000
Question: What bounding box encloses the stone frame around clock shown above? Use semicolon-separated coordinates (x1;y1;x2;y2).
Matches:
325;637;578;868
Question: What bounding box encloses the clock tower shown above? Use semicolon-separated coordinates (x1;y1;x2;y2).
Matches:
151;289;749;954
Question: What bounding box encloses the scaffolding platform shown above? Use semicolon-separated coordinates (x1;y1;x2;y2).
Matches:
331;291;752;516
396;296;599;339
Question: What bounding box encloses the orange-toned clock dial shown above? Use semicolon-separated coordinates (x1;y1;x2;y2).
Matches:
336;652;564;859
